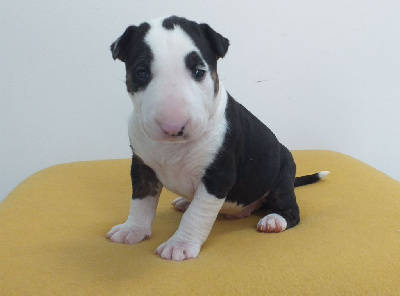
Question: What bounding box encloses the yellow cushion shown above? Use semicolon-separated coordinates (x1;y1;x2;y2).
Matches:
1;150;399;295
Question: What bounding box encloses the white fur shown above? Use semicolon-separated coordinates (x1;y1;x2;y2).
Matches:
318;171;330;179
107;196;159;244
155;184;225;260
257;213;288;233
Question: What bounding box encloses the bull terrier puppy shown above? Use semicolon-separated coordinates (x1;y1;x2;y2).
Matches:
107;16;328;261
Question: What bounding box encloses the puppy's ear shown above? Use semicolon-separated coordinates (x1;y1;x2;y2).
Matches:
199;23;230;59
111;25;137;62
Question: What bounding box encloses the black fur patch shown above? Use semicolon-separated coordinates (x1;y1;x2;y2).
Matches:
203;94;300;228
162;17;175;30
111;23;153;93
294;173;321;187
131;153;161;199
185;51;206;70
161;16;229;94
203;95;280;201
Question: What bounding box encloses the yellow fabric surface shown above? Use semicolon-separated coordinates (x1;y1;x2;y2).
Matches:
1;150;399;295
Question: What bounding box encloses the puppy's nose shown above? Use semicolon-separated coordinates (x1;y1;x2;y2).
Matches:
160;123;185;136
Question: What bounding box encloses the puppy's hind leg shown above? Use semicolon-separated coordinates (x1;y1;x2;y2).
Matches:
172;197;191;212
256;186;300;233
257;149;300;233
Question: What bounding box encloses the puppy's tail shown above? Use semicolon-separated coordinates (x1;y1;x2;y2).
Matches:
294;171;330;187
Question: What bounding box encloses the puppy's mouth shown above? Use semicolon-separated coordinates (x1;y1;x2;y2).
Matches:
142;123;192;143
159;127;191;142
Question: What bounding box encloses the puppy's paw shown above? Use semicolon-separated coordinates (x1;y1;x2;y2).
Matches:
171;197;191;212
155;238;200;261
106;223;151;245
257;213;287;233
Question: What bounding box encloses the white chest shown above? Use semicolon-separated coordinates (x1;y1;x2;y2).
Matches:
151;157;203;199
130;127;225;200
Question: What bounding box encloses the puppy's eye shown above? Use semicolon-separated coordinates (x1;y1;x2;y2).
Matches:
192;69;206;80
137;68;150;79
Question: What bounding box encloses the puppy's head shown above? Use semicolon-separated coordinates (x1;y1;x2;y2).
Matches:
111;16;229;142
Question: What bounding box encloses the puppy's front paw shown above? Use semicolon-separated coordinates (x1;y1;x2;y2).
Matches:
155;238;200;261
257;213;287;233
106;223;151;245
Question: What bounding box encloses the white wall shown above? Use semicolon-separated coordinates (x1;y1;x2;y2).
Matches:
1;0;399;201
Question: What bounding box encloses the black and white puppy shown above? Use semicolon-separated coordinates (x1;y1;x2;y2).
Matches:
107;16;328;261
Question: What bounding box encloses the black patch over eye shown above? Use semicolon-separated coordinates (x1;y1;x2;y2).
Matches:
126;62;152;93
123;38;153;93
185;51;206;82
